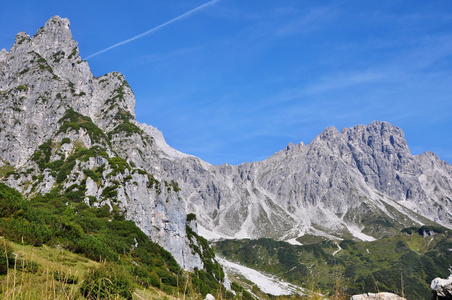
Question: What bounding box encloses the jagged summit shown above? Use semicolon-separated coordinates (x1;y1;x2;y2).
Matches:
15;16;74;53
0;15;140;166
0;16;200;270
162;120;452;241
2;16;87;89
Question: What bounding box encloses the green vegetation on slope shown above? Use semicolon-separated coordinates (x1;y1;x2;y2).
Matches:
0;183;233;299
215;231;452;299
57;108;108;145
186;223;227;297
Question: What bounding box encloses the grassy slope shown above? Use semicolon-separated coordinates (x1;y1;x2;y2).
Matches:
0;238;179;300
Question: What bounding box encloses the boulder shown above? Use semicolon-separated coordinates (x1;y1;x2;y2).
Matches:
204;294;215;300
350;292;406;300
431;275;452;299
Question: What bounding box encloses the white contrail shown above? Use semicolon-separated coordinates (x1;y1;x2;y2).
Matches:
84;0;221;60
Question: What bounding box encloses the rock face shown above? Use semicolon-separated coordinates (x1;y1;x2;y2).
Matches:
0;16;201;270
431;275;452;299
350;292;406;300
163;122;452;241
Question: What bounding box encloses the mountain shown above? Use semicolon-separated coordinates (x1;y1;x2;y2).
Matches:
167;121;452;241
1;15;452;276
0;16;203;271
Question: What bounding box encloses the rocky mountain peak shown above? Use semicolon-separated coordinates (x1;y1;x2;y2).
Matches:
8;16;76;60
31;16;73;46
166;119;452;241
0;16;207;271
0;15;139;166
1;15;91;91
318;125;340;139
342;121;407;151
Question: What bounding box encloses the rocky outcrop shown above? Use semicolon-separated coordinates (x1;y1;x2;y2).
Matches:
350;292;406;300
0;16;201;271
204;294;215;300
431;274;452;299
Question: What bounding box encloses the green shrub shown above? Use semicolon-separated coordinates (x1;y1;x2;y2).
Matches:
54;270;78;284
83;169;99;182
167;180;180;192
101;185;118;199
0;217;53;246
80;263;134;300
156;268;178;286
68;48;77;60
149;270;161;288
71;235;116;262
58;108;108;144
0;241;14;275
0;183;26;217
32;139;53;170
186;213;197;222
107;156;130;176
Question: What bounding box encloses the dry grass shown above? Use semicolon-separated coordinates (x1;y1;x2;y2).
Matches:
1;238;97;299
0;239;181;300
0;238;354;300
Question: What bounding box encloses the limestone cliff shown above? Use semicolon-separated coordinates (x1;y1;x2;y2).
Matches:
163;123;452;241
0;16;201;270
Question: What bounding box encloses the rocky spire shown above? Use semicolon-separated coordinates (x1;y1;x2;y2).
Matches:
0;16;204;271
0;16;138;166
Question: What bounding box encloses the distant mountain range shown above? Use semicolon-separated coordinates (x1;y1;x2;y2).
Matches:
165;120;452;242
1;15;451;274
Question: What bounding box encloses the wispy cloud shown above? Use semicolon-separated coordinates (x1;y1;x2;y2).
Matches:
128;46;202;65
302;71;385;95
84;0;221;60
273;6;338;36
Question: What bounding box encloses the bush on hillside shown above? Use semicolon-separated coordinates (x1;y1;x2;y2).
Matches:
80;263;134;300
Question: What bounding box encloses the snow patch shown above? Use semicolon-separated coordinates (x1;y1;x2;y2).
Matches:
347;226;376;241
218;257;303;296
197;225;228;241
286;238;302;246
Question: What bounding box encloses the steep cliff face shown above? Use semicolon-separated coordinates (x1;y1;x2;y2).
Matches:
0;16;201;270
164;122;452;241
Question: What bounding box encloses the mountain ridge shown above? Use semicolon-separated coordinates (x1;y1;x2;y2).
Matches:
163;120;452;241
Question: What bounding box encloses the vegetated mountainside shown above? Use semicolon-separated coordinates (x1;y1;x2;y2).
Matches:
214;226;452;299
0;16;212;273
0;182;233;299
165;122;452;241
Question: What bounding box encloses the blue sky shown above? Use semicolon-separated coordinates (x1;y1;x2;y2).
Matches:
1;1;452;165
